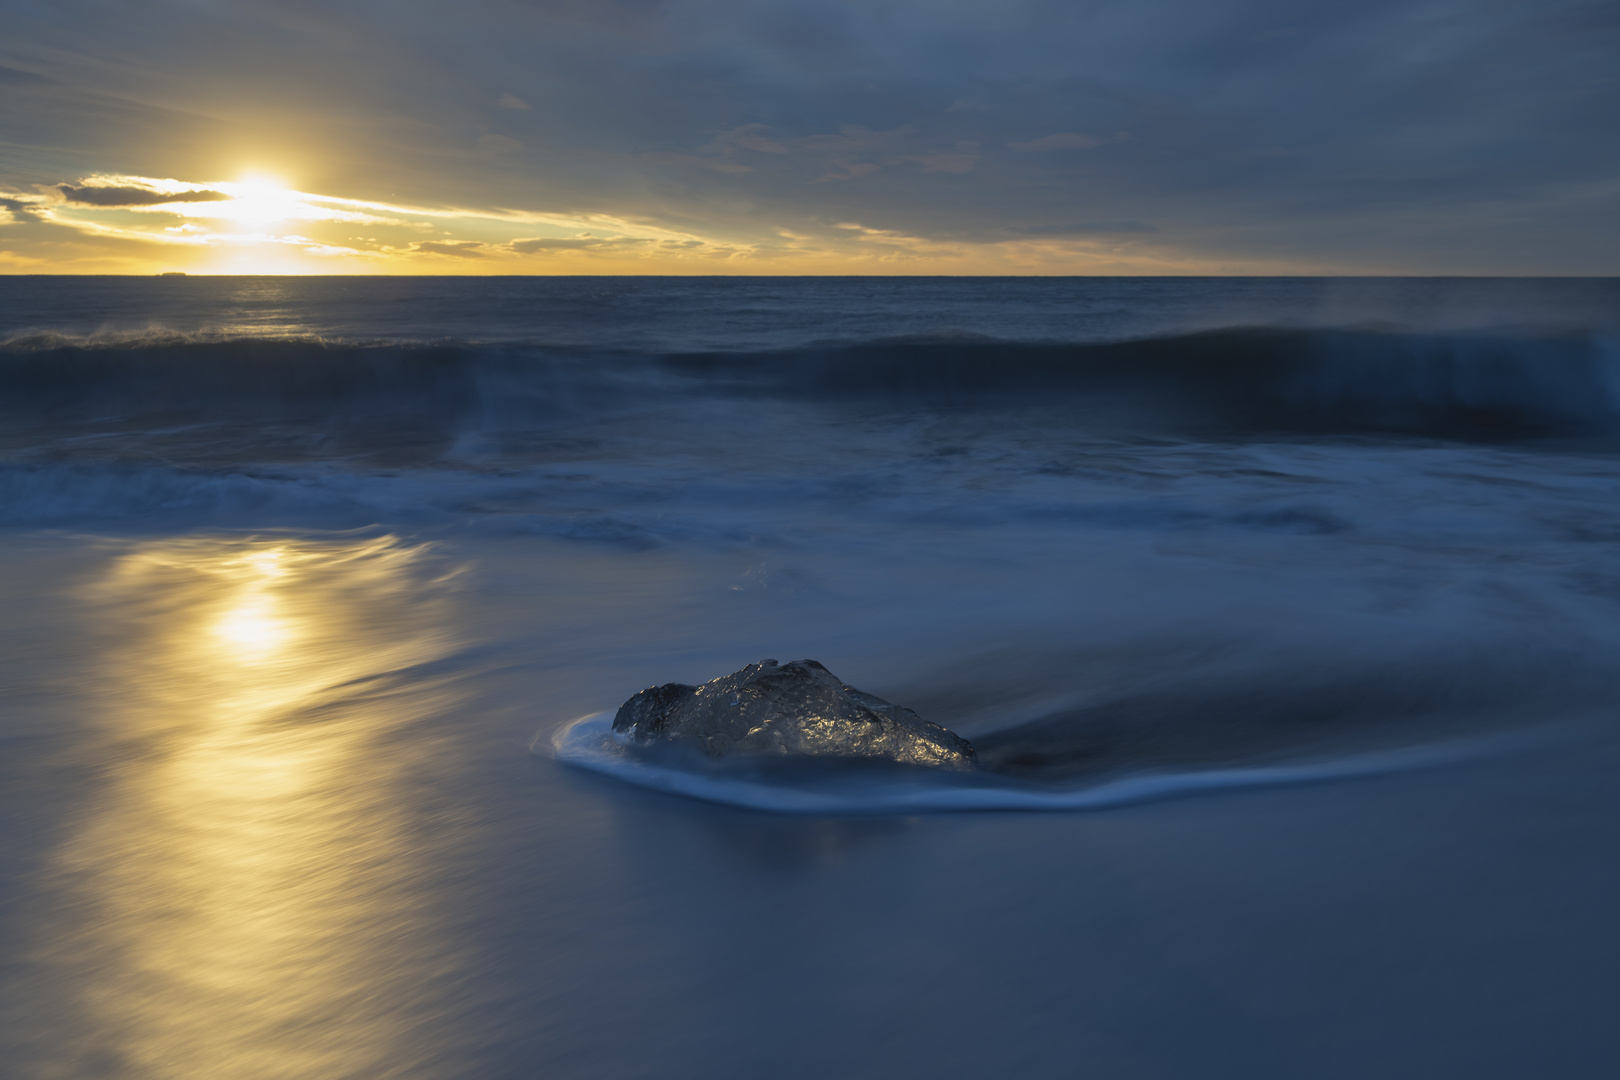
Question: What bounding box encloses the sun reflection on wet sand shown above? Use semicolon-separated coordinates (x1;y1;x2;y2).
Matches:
32;534;476;1079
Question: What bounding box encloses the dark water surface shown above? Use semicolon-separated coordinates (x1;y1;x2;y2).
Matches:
2;277;1619;1077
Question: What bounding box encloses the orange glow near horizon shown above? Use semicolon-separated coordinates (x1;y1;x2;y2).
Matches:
0;170;1279;276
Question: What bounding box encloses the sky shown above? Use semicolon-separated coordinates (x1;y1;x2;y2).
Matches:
0;0;1616;275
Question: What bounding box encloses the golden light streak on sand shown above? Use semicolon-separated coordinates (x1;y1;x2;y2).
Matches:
37;535;475;1079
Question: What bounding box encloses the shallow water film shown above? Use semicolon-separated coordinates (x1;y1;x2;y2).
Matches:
3;277;1620;1078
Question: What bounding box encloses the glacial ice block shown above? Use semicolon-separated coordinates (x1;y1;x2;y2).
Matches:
612;659;978;771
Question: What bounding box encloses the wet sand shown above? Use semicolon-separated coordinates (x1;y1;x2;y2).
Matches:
0;532;1616;1079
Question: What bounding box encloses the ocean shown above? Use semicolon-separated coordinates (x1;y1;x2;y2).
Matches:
2;275;1619;1077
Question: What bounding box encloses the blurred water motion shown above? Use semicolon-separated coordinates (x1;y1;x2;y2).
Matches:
30;534;473;1079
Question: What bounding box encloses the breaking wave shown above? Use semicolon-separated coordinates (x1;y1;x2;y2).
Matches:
3;326;1619;440
672;326;1620;438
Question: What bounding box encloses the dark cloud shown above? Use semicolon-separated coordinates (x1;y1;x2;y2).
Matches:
57;184;231;206
0;196;37;225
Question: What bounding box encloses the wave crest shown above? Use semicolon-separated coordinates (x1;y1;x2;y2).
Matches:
2;326;1617;440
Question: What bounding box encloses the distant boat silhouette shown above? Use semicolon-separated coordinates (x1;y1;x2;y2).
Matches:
158;271;187;276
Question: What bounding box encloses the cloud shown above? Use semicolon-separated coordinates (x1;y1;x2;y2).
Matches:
818;161;881;181
0;66;49;87
720;126;788;154
0;197;34;225
408;240;489;257
910;151;978;174
57;184;232;206
1006;221;1159;235
0;195;41;219
508;235;651;252
1006;133;1101;153
641;152;754;175
654;123;985;184
477;134;525;155
0;0;1617;272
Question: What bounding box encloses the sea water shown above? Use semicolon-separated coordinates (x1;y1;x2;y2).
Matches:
2;276;1619;1078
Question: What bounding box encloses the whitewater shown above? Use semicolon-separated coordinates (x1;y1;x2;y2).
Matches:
2;275;1618;1079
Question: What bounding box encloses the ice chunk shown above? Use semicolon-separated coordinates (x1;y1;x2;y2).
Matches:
613;659;978;771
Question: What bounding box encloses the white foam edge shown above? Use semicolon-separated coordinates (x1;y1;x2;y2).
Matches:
542;711;1538;815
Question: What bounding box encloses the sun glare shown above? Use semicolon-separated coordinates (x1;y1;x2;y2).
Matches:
210;180;306;227
211;547;293;656
214;597;290;654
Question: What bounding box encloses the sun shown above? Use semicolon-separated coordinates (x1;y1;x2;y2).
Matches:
211;177;305;227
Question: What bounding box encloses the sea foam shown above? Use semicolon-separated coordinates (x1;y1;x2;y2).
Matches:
547;712;1523;815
